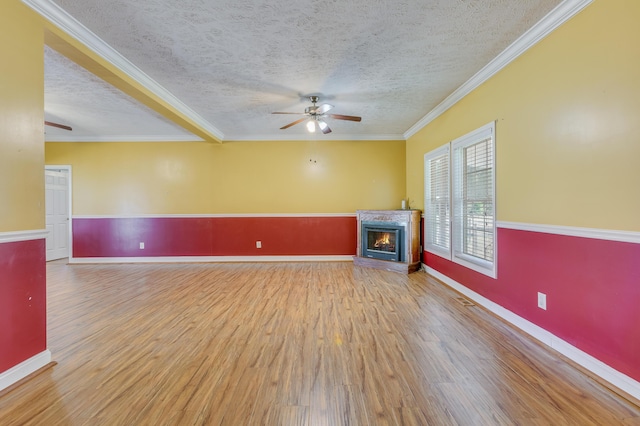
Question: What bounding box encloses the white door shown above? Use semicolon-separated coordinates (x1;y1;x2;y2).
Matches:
45;169;70;261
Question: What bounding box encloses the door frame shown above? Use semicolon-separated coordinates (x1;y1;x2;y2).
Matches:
45;165;73;261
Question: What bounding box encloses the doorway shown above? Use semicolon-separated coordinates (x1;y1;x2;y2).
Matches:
45;166;72;261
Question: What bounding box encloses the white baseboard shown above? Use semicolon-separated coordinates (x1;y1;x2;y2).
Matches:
424;265;640;401
69;255;353;264
0;350;52;393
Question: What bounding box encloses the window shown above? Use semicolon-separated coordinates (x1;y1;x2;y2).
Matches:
424;122;496;278
424;144;450;259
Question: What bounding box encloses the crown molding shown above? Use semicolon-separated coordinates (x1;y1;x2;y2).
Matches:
404;0;594;139
45;133;405;143
45;135;204;143
25;0;593;143
22;0;225;142
224;133;406;142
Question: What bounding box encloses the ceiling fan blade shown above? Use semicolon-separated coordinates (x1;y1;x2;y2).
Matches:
327;114;361;122
44;121;72;131
272;112;304;115
315;103;334;114
280;117;308;130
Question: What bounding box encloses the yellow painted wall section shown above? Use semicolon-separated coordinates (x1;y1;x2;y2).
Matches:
0;1;45;232
46;139;405;215
406;0;640;231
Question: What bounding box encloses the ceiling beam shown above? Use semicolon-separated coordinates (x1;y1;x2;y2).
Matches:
23;0;224;143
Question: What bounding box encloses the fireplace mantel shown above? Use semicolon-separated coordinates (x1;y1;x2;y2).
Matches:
353;209;421;274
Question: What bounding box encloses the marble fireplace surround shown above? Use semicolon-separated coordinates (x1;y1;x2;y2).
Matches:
353;209;421;274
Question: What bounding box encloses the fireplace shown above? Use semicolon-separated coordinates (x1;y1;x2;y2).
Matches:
362;224;404;262
354;209;421;274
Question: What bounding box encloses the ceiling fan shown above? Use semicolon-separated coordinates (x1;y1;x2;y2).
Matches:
272;96;361;134
45;121;72;131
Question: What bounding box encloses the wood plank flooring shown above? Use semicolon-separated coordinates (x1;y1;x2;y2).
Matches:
0;261;638;425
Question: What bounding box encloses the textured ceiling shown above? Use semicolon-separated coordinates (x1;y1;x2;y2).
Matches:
42;0;564;141
44;46;200;141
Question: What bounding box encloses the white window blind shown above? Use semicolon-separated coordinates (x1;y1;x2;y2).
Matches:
452;122;496;277
424;144;451;259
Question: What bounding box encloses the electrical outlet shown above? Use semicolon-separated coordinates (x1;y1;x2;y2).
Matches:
537;292;547;310
139;242;145;249
256;241;262;249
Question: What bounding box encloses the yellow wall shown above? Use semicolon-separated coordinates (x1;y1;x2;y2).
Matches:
0;1;45;232
406;0;640;231
40;0;406;217
46;139;406;215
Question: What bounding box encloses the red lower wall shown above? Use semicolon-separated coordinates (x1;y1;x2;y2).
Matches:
0;239;47;373
425;227;640;382
73;216;357;257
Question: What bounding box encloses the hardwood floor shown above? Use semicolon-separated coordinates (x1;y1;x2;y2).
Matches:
0;261;638;425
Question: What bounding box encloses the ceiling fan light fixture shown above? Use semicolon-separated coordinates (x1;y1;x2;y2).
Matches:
272;96;359;134
306;119;316;133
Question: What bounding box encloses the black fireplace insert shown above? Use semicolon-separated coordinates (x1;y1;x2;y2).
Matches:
362;223;404;262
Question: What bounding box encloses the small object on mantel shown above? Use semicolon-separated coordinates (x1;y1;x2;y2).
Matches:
401;199;406;210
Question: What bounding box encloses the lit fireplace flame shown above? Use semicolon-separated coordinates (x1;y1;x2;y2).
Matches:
374;233;391;248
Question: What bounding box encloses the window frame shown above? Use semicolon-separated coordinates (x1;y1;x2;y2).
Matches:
423;121;497;279
423;144;451;260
